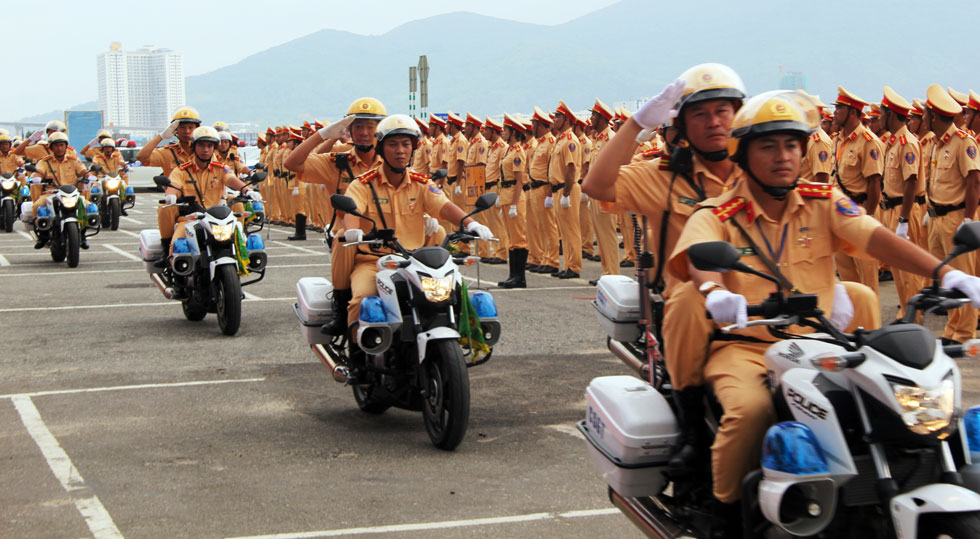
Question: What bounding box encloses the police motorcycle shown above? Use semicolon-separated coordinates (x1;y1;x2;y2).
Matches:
138;173;268;336
293;190;502;451
222;182;266;234
1;167;30;232
87;164;135;231
20;164;100;268
581;224;980;538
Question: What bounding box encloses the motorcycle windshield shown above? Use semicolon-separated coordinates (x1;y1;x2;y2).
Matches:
412;246;450;269
865;325;936;370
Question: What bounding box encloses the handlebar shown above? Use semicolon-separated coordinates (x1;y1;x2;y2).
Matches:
720;315;800;334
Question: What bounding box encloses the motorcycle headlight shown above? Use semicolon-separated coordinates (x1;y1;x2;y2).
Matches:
104;178;121;191
61;194;79;209
891;377;955;436
420;275;453;303
210;222;235;242
0;179;14;190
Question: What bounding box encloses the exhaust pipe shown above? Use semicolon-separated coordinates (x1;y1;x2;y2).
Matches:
608;338;650;380
150;272;175;299
311;343;348;383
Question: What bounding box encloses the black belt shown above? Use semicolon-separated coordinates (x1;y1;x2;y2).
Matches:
836;177;867;204
530;180;548;189
501;180;517;188
880;195;903;210
928;202;965;218
447;176;458;185
916;195;926;205
549;183;563;193
522;184;530;191
485;180;498;188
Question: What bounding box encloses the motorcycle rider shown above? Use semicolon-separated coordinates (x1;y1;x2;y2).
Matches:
14;120;76;161
91;138;130;216
80;129;114;159
159;126;261;262
0;132;25;177
216;131;249;177
28;132;91;249
666;90;980;535
341;114;492;340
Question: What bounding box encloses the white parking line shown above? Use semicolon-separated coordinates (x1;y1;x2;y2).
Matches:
103;244;141;261
0;297;294;313
225;508;621;539
11;396;123;538
115;229;140;238
271;240;323;255
0;254;8;266
17;230;33;240
0;377;266;400
242;290;262;301
120;216;144;224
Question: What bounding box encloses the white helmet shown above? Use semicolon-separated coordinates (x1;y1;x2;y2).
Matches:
217;131;233;142
375;114;421;145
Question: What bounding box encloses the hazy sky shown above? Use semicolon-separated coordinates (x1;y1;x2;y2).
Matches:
1;0;617;121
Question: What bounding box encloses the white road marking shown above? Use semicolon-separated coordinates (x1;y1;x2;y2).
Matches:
1;377;266;400
242;290;262;301
0;262;330;277
103;244;141;261
271;240;323;255
0;254;8;266
0;297;294;313
547;423;585;440
11;396;124;538
18;230;34;240
120;216;144;224
225;508;622;539
115;229;140;237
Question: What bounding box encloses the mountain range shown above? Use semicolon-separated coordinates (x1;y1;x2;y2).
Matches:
20;0;978;128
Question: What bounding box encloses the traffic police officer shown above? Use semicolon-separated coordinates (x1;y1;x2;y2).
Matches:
484;116;510;263
587;99;622;282
549;100;584;279
797;90;833;183
497;113;530;288
528;106;559;273
28;131;90;248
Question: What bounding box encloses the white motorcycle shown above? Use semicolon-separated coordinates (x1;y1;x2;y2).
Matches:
21;171;100;268
293;192;501;450
87;164;135;231
581;224;980;538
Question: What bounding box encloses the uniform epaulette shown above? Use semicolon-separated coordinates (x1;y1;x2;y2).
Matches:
812;133;820;141
408;171;428;183
899;135;907;145
178;161;193;170
956;129;970;139
657;156;672;170
358;169;380;184
208;160;226;170
797;183;833;199
712;197;746;222
164;143;179;149
39;154;53;161
641;148;662;158
862;132;874;142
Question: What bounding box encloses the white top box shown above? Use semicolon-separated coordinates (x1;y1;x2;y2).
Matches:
296;277;333;326
595;275;641;322
585;376;679;466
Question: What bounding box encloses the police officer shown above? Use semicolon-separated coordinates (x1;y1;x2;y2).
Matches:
966;90;980;137
797;90;833;183
15;120;75;161
80;129;113;160
528;107;559;273
28;132;90;248
574;115;596;263
497;113;530;288
484;116;510;264
924;84;980;344
549;101;584;279
586;99;622;283
0;132;25;175
284;97;386;335
831;87;885;294
462;113;490;260
283;127;308;240
668;90;980;533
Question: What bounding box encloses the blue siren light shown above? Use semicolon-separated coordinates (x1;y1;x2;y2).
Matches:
125;186;134;195
87;203;99;214
964;406;980;453
172;238;191;254
251;201;264;212
246;234;265;251
761;421;830;475
359;296;387;323
90;185;101;194
470;292;498;319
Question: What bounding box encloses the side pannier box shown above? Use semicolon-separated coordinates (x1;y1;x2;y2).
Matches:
294;277;334;345
138;229;163;273
593;275;641;342
579;375;679;497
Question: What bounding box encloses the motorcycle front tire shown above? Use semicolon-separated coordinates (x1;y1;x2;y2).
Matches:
352;384;390;415
65;223;80;268
421;340;470;451
917;511;980;539
181;300;207;321
1;199;13;232
108;198;121;230
214;264;242;336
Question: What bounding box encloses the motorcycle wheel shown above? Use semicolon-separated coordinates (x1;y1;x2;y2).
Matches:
1;199;12;232
918;511;980;539
352;383;390;415
421;340;470;451
49;230;65;262
181;301;207;321
109;198;121;230
65;223;80;268
214;264;242;336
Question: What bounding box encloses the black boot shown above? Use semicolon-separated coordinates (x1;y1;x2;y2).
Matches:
34;230;49;249
497;248;527;288
321;289;351;336
80;235;89;249
709;499;742;539
288;214;307;241
154;238;171;268
669;386;707;477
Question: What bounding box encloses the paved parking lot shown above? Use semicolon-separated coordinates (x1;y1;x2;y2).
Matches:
2;198;979;538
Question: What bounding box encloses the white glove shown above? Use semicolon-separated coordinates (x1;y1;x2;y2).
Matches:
160;120;179;139
454;184;462;196
292;187;299;196
87;137;100;147
895;220;909;239
318;116;354;140
581;191;589;203
544;196;554;209
634;78;687;129
495;197;501;208
508;205;518;219
942;269;980;307
635;127;657;144
30;176;41;184
423;214;439;236
922;213;930;226
246;190;262;201
560;194;571;208
830;283;854;331
28;130;44;143
705;289;748;328
466;220;493;241
344;228;363;243
164;194;176;205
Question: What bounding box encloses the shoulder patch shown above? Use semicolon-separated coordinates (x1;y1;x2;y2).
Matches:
657;156;672;171
408;171;428;183
818;150;829;162
956;129;970;139
712;197;746;222
905;152;916;165
862;132;874;142
178;162;193;170
358;169;380;184
835;197;862;216
797;184;833;199
869;148;880;160
968;146;977;159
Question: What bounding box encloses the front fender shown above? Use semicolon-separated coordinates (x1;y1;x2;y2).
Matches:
891;484;980;539
416;327;460;364
209;256;237;280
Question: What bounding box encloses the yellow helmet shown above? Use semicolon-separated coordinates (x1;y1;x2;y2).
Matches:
727;90;819;161
0;128;9;137
45;120;67;133
346;97;387;120
213;121;228;132
171;106;202;125
190;125;219;146
0;133;11;143
97;129;112;139
48;132;70;145
676;63;746;111
100;138;116;148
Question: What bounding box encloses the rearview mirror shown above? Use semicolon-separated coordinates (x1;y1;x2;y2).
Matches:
330;194;358;214
153;175;172;189
475;192;497;211
953;222;980;253
249;172;267;184
431;169;448;182
688;241;742;273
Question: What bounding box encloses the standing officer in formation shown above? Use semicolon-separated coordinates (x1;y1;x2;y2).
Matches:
496;113;529;288
527;107;558;274
483;117;510;264
548;101;584;279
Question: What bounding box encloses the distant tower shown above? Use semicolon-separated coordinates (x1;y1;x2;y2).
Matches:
97;43;186;127
779;68;807;91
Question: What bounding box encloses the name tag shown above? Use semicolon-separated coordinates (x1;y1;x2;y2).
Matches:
677;196;699;206
737;247;755;257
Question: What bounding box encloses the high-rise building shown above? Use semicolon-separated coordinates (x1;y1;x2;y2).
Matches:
97;42;185;128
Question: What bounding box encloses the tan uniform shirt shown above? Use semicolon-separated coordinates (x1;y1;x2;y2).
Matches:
217;150;248;176
529;134;555;182
168;160;238;209
0;152;25;174
499;144;527;206
579;134;594;171
801;128;833;181
25;143;77;161
523;138;538;177
465;133;488;167
32;154;87;188
833;123;885;199
882;126;920;200
928;125;980;206
919;132;936;198
485;138;507;184
145;142;194;177
413;135;432;177
447;133;469;178
345;168;451;252
428;133;448;173
92;151;128;178
302;149;383;195
548;130;582;187
591;127;614;158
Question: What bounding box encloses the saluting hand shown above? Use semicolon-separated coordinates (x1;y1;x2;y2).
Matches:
160;121;179;139
634;78;687;129
318;116;355;140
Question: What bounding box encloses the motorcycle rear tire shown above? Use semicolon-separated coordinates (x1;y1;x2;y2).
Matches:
214;264;242;336
65;223;80;268
421;340;470;451
917;511;980;539
2;199;13;232
352;384;390;415
182;301;207;321
109;198;121;231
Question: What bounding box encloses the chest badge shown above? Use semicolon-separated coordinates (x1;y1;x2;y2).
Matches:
797;227;812;248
